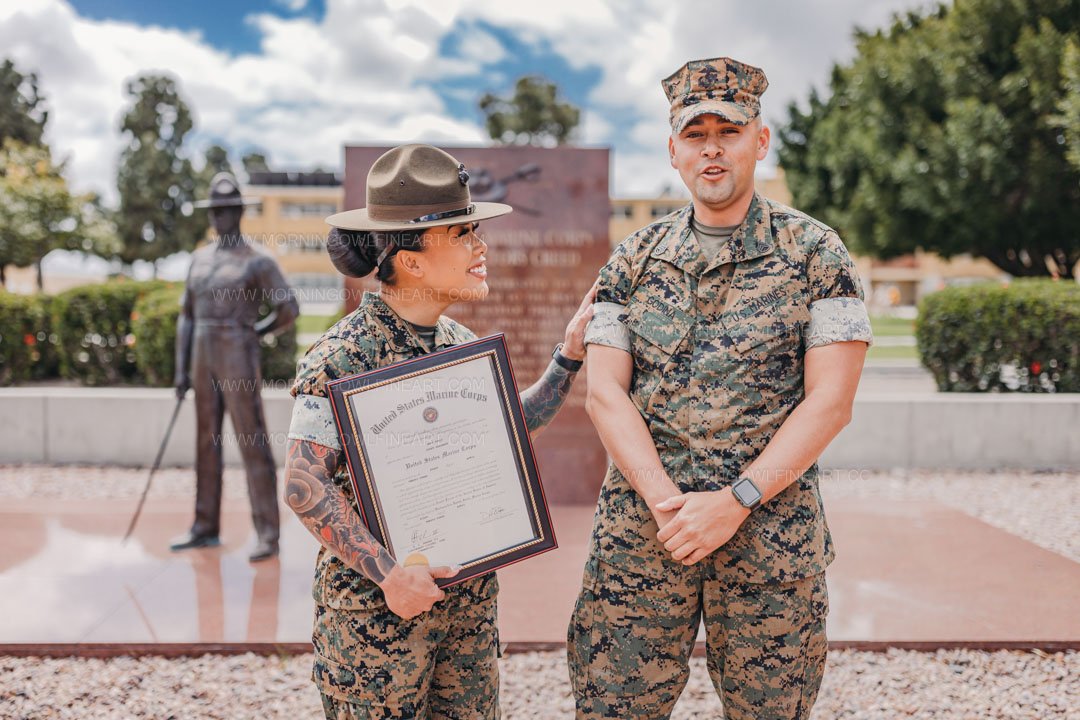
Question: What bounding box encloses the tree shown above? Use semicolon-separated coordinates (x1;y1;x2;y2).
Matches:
114;74;206;272
0;58;47;146
778;0;1080;278
1056;37;1080;172
479;76;581;146
0;140;119;288
203;143;235;177
242;151;270;175
197;143;236;205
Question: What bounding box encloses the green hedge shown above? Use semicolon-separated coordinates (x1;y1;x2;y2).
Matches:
131;284;185;386
916;280;1080;392
0;279;298;387
0;292;60;384
131;283;298;387
50;280;170;386
259;318;298;382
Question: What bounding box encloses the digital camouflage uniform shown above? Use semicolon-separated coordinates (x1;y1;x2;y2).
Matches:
289;291;500;720
568;192;873;719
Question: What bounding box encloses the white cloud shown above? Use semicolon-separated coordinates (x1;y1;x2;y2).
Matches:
1;0;929;202
0;0;485;201
459;24;507;65
580;110;614;145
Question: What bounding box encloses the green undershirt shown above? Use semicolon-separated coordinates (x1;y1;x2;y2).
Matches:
691;216;740;261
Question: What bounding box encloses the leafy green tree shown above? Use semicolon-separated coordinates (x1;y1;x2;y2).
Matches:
1056;37;1080;172
197;143;236;206
0;140;119;288
115;74;206;273
242;151;270;176
203;143;234;177
778;0;1080;278
0;58;47;146
479;76;581;146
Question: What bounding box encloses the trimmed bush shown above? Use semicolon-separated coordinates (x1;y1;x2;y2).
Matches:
131;284;185;386
131;284;298;387
916;280;1080;392
0;292;59;385
51;280;170;385
259;320;298;383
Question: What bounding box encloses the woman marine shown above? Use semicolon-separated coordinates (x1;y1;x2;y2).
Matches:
284;143;594;719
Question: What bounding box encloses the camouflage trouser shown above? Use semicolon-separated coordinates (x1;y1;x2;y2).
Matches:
566;556;828;719
313;573;501;719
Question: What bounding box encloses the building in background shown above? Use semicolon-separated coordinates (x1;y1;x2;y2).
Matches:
240;171;343;314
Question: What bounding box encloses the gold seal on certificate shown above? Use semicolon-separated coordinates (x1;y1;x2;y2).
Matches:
327;335;557;587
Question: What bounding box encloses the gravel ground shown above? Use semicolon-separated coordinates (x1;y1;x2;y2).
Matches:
2;648;1076;719
1;466;1077;717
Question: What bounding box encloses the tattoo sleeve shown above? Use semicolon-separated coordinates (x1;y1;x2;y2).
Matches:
284;438;396;584
520;359;577;435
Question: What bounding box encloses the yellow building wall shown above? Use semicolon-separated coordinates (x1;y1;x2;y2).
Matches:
221;186;342;276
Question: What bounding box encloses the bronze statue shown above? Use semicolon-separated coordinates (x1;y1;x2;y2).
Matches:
171;172;299;562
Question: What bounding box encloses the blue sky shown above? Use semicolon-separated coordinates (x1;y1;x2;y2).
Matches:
69;0;328;55
3;0;929;201
68;1;603;128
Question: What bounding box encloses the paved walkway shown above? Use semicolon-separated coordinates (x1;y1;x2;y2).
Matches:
1;467;1077;651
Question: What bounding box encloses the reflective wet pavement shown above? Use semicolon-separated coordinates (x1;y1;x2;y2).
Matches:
1;491;1077;648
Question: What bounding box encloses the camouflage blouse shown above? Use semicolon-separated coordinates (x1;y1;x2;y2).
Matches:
287;291;479;608
584;192;873;584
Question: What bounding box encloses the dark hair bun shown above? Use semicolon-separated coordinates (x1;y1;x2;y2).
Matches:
326;228;377;278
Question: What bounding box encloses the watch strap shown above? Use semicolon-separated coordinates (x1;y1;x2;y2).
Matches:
552;343;583;372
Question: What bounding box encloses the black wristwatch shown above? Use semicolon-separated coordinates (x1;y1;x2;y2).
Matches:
552;343;584;372
731;476;763;511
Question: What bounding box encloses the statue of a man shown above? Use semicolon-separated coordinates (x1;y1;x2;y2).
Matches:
171;172;299;562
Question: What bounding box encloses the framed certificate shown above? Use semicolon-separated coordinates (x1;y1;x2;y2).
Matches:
326;334;557;587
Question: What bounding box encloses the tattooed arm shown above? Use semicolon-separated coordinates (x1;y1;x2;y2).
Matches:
284;438;458;618
521;361;577;436
519;280;597;437
284;439;396;582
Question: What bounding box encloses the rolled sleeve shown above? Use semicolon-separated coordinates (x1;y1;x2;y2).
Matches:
805;297;873;349
288;393;341;450
584;301;631;352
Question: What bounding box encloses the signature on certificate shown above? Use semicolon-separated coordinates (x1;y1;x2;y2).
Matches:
410;527;440;549
479;505;510;524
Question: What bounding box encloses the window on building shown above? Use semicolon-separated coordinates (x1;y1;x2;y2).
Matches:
279;202;338;218
610;204;633;219
650;205;683;218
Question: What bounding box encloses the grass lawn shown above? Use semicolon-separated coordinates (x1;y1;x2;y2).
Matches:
296;314;338;335
866;344;920;361
870;315;917;336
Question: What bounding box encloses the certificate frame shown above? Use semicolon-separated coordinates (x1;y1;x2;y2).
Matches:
326;334;557;588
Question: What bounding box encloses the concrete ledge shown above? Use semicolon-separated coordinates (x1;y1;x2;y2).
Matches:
0;387;295;467
0;388;1078;470
822;393;1080;470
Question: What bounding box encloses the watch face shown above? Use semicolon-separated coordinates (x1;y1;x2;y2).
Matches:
734;478;762;507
